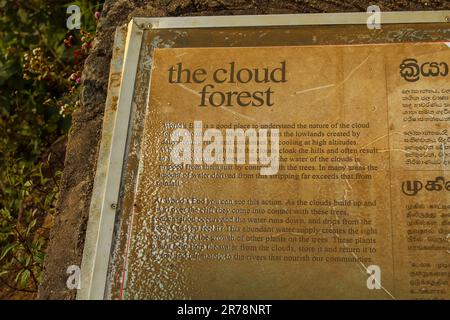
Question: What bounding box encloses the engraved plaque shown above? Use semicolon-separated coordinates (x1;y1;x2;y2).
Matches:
78;13;450;300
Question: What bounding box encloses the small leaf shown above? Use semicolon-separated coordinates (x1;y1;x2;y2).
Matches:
14;269;24;283
18;269;30;288
0;243;16;260
34;251;44;264
0;270;10;277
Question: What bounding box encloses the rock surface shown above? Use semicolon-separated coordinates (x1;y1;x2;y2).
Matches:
38;0;450;299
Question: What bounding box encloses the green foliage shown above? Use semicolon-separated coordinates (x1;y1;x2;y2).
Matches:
0;157;58;291
0;0;103;294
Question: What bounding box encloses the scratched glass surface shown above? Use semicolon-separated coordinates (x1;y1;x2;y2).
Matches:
105;24;450;300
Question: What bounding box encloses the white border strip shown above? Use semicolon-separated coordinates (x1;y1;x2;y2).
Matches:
134;11;450;29
77;21;143;300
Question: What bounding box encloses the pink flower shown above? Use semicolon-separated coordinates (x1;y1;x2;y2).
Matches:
76;78;81;85
95;11;100;19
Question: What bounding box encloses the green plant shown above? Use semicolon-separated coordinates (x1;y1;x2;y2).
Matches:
0;0;103;296
0;157;59;292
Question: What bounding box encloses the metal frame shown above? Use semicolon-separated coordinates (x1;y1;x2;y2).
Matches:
77;21;144;300
134;11;449;29
77;11;450;300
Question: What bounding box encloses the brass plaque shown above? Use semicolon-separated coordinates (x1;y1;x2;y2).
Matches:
107;41;450;299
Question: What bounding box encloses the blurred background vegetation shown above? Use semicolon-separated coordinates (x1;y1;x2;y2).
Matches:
0;0;103;299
